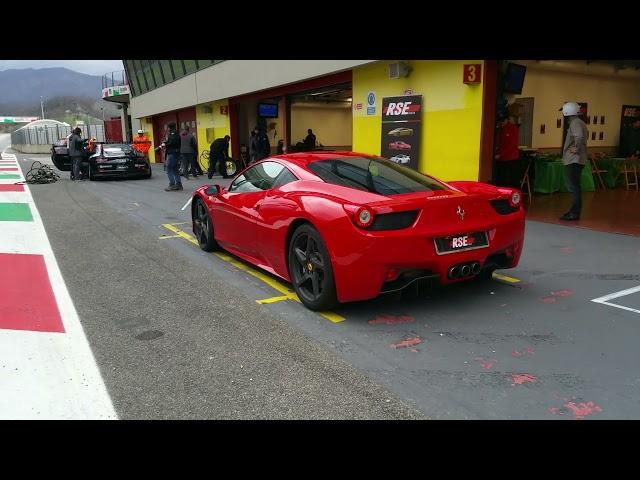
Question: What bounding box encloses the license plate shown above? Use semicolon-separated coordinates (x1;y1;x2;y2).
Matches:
117;165;128;170
434;231;489;255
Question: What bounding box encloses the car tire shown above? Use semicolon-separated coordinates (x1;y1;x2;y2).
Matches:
288;223;338;311
193;197;218;252
478;266;496;281
144;167;152;179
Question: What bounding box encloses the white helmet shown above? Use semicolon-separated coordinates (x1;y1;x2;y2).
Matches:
560;102;581;117
137;129;144;134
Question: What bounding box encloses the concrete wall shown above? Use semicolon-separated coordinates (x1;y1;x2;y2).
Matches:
129;60;373;120
11;144;51;154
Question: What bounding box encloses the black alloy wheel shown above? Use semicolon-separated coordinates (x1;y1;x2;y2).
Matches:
288;224;337;311
193;198;218;251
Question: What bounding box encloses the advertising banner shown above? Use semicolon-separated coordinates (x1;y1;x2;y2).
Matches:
380;95;423;170
619;105;640;157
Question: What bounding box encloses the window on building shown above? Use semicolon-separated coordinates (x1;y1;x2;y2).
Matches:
124;60;140;96
196;60;213;70
183;60;197;75
151;60;164;86
171;60;185;79
133;60;149;94
141;60;157;90
160;60;174;84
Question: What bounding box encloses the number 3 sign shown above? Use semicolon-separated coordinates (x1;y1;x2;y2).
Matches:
463;64;482;84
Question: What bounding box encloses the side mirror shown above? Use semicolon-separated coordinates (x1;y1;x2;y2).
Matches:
205;184;222;195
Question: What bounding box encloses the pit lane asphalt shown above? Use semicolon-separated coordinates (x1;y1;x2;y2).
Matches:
18;154;640;419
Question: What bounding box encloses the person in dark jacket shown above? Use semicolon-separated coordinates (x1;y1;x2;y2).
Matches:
249;129;258;164
180;125;198;179
68;127;86;181
255;129;270;161
161;122;183;191
208;135;231;179
303;129;316;151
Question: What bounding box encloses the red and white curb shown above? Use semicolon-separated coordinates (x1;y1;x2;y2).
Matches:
0;151;116;419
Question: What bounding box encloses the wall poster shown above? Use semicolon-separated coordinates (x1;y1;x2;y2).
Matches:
380;95;423;171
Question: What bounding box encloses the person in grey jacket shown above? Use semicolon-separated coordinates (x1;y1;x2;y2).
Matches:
559;102;589;221
68;127;86;181
180;125;198;179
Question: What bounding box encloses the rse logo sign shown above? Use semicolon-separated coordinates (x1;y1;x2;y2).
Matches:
385;102;420;116
450;235;476;249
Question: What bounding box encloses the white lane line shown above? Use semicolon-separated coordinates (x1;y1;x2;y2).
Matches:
591;285;640;315
181;197;192;211
1;147;17;162
0;166;117;419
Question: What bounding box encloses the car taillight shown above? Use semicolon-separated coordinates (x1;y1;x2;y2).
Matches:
509;191;522;208
354;206;374;228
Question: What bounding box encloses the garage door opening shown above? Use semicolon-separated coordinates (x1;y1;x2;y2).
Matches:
288;82;353;152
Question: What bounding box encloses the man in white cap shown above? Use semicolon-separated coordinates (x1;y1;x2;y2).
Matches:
559;101;588;221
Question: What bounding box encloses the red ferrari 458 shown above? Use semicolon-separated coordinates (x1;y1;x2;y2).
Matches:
192;152;525;311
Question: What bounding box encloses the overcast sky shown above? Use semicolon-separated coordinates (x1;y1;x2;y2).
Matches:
0;60;124;76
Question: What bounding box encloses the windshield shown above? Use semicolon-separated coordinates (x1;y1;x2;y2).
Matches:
307;157;447;195
102;144;140;157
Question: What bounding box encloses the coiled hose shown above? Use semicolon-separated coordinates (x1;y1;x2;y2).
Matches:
22;161;60;184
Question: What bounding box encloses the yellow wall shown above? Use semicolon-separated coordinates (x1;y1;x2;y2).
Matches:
142;117;156;163
195;99;232;158
513;65;640;150
352;60;485;181
291;104;353;148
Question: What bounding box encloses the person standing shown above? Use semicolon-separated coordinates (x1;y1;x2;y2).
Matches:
255;128;270;161
249;129;258;164
494;114;521;188
132;129;151;157
162;122;183;191
303;128;317;151
68;127;86;181
208;135;231;179
180;125;198;179
559;102;588;221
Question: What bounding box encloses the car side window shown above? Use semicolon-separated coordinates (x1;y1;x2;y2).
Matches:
272;167;298;189
228;161;285;193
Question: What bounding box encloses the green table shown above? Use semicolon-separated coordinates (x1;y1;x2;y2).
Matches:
533;160;595;193
595;157;625;188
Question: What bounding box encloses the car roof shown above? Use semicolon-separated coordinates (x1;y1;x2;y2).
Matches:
268;151;378;169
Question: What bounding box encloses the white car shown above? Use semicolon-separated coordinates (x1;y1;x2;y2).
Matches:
389;154;411;164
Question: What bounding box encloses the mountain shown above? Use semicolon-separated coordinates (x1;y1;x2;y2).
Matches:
0;67;103;105
0;67;121;124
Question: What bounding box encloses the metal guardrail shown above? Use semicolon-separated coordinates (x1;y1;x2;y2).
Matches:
101;70;128;89
11;125;106;145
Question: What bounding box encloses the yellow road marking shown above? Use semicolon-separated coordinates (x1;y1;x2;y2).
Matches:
162;223;199;246
256;295;292;304
161;223;346;323
492;272;521;284
159;234;182;240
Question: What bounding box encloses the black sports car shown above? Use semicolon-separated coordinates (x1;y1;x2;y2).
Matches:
50;141;151;180
51;139;72;171
87;143;151;180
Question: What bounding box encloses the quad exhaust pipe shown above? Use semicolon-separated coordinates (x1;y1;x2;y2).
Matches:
471;262;481;275
448;261;482;279
448;265;461;278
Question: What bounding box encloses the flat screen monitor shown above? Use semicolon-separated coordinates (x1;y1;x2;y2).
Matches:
504;63;527;94
258;103;278;118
